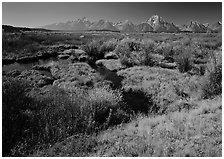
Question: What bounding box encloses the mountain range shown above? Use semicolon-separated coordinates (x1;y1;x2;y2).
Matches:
43;15;222;33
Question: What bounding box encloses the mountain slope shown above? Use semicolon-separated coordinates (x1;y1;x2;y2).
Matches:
43;17;91;30
135;22;153;32
115;20;137;32
89;19;119;31
147;15;179;32
41;16;221;33
210;21;222;32
185;21;208;33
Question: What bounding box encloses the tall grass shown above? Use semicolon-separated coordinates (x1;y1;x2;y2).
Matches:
2;32;83;58
201;51;222;98
84;85;123;132
174;46;194;73
82;40;104;64
2;77;33;156
3;77;127;156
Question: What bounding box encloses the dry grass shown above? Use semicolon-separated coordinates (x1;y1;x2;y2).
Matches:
90;96;221;157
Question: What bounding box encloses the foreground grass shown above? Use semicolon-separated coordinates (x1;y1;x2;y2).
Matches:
36;96;221;157
94;96;221;157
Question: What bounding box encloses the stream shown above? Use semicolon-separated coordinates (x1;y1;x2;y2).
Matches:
3;57;68;74
3;56;153;114
2;56;122;89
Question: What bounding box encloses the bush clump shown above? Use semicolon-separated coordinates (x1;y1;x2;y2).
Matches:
115;38;154;67
99;38;118;54
201;51;222;98
82;38;119;64
85;85;124;131
175;46;194;73
82;40;104;63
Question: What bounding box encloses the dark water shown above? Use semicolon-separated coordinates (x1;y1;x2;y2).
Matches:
95;66;123;89
2;57;69;75
2;57;122;89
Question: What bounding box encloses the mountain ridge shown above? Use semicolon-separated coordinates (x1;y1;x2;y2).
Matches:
39;15;222;33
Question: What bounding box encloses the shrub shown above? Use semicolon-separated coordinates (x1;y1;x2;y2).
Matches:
2;77;33;156
85;85;123;131
154;42;172;55
82;40;104;62
141;39;156;66
115;38;142;53
115;38;154;67
201;51;222;98
175;46;193;73
180;36;192;46
99;38;118;54
201;65;222;98
141;38;155;53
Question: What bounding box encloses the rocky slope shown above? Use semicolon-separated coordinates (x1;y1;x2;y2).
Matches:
135;22;153;32
146;15;180;32
115;20;136;32
89;19;119;31
184;21;208;33
210;21;222;32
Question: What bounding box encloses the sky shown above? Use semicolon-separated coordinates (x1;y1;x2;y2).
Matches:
2;2;222;28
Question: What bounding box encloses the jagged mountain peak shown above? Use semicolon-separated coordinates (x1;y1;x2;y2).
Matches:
42;16;221;33
190;21;203;25
147;15;165;24
78;17;88;21
146;15;179;32
114;19;136;32
214;21;222;25
123;20;133;25
185;20;208;33
203;23;209;28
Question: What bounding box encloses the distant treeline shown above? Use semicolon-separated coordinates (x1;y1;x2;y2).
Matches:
2;25;51;33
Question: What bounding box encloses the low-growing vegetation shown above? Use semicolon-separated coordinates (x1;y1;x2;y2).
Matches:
2;30;222;157
115;38;155;67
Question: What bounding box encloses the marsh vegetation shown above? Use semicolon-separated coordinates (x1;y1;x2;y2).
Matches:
2;30;222;156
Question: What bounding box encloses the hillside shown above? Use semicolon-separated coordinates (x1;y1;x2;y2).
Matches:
89;19;119;31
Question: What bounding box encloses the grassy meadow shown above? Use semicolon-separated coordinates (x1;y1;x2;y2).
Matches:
2;30;222;156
